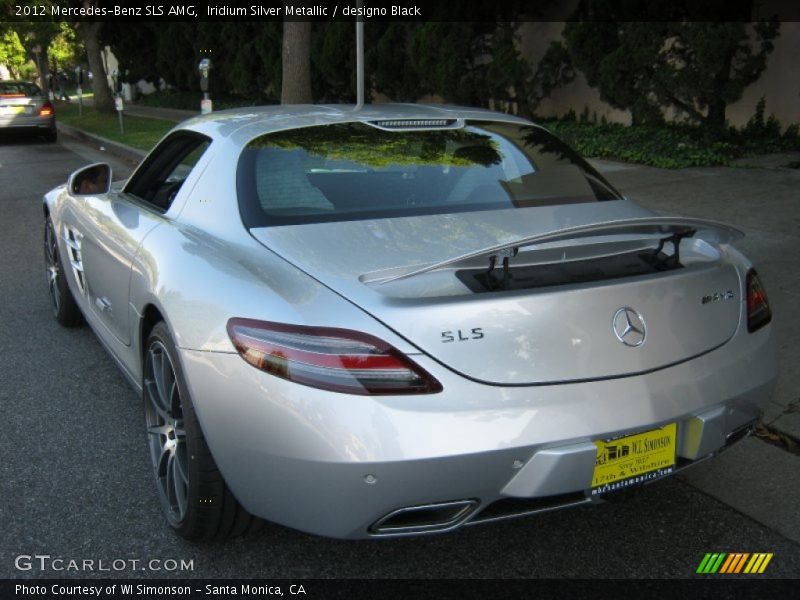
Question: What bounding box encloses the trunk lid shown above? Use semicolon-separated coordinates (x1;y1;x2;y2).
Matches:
251;200;743;385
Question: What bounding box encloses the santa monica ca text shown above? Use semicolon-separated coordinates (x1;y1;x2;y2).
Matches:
16;584;306;596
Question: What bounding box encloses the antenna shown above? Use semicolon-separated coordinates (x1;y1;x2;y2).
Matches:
355;0;364;110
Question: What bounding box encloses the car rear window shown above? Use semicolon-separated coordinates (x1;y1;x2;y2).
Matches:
236;121;622;227
0;82;41;97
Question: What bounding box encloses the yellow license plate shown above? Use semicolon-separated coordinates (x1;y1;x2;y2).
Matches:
591;423;677;494
1;106;25;114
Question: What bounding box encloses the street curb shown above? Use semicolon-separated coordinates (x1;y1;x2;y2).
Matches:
56;122;146;164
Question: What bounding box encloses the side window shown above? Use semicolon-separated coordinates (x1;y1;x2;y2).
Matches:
124;132;211;212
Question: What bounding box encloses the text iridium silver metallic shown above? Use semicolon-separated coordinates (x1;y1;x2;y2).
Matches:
43;103;777;540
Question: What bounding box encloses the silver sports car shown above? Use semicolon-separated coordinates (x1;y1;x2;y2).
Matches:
43;104;777;540
0;80;57;142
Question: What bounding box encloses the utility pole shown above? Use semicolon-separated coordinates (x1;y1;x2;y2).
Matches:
355;0;364;110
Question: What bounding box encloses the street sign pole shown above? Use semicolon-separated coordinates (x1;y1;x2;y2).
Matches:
76;67;83;116
115;96;124;135
199;58;212;114
354;0;364;110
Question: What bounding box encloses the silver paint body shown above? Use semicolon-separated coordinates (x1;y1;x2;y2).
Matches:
0;81;54;132
44;104;778;539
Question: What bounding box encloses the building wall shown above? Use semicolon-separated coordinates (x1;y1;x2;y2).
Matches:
728;21;800;128
518;21;800;129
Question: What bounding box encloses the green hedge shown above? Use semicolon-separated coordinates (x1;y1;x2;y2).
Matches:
544;118;800;169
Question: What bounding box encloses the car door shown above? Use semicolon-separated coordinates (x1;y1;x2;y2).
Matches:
73;192;162;345
70;132;212;347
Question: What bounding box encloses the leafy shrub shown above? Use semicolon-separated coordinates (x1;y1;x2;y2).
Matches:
543;114;800;168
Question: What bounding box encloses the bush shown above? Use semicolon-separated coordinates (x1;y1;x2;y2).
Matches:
542;116;800;168
135;90;262;111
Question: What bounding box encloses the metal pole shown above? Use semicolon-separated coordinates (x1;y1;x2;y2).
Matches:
118;109;124;135
76;67;83;116
355;1;364;110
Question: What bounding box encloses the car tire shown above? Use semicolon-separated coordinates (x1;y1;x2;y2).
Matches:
143;321;263;541
44;217;84;327
44;126;57;143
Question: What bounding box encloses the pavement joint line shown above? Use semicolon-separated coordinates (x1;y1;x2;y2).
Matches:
755;422;800;457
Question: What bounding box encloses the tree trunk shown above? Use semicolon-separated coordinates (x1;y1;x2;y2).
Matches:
706;99;727;131
281;21;312;104
37;47;52;97
75;21;114;113
705;46;734;131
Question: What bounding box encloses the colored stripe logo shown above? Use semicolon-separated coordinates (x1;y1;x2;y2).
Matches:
696;552;773;574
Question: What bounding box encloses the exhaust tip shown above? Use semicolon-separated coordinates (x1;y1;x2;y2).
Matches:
725;420;757;447
369;500;478;536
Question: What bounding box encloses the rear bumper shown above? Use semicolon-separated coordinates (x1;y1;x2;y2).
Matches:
0;115;55;130
179;323;777;539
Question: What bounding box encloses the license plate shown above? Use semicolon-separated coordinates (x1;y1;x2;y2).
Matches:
0;106;25;114
591;423;677;495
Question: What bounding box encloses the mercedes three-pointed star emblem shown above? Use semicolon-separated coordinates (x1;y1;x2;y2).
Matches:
612;307;647;347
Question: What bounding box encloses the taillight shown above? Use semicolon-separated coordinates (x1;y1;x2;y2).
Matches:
227;318;442;395
746;269;771;332
39;103;54;116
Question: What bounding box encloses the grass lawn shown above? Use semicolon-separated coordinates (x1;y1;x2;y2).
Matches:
55;101;173;153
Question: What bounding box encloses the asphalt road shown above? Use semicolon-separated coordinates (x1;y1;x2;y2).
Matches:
1;135;798;580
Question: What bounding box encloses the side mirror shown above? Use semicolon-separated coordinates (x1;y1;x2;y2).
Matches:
68;163;112;196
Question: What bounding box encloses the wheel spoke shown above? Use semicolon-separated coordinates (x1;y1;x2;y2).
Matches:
165;452;177;508
171;452;188;518
144;379;171;424
48;272;60;310
175;444;189;485
168;380;180;418
45;224;56;264
152;349;168;408
156;442;170;478
147;423;171;437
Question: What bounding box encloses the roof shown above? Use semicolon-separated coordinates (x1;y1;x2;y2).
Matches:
175;103;534;145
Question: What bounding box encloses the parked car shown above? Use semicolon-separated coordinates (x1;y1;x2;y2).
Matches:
0;81;56;142
43;104;776;541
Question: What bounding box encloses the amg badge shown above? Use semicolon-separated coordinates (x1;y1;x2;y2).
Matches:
701;290;735;304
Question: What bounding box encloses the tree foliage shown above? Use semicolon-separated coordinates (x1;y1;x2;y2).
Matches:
0;29;31;79
652;21;779;129
101;4;781;133
106;19;534;109
49;22;83;72
562;0;780;128
105;22;282;103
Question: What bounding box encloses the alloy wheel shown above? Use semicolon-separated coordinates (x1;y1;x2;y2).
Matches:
144;340;189;526
44;220;61;313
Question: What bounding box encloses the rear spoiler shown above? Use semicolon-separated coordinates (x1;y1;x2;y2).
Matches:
376;217;743;285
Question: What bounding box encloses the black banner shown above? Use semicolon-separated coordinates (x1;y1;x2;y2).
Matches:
3;579;798;600
4;0;800;23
